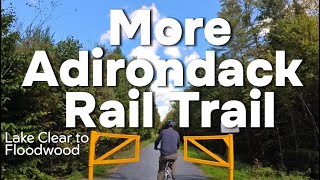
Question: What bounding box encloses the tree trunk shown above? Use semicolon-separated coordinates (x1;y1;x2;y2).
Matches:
275;122;285;168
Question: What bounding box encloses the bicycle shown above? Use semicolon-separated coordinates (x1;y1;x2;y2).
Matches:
164;160;175;180
155;148;175;180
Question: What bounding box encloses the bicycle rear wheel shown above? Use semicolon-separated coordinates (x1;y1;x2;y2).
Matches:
164;167;172;180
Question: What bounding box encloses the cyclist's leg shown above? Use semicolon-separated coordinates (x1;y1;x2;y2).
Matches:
171;159;177;176
163;153;178;177
171;153;178;176
157;155;166;180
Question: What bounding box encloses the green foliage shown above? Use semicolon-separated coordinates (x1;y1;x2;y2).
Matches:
1;4;160;179
166;0;319;178
1;5;22;112
183;146;310;180
2;160;55;180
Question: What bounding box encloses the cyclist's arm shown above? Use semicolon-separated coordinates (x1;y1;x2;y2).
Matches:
177;134;180;149
154;132;163;149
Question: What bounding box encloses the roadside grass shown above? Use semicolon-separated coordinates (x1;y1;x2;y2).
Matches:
66;135;156;180
180;145;310;180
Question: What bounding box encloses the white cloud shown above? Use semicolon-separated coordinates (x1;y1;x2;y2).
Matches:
29;0;37;6
100;30;111;44
184;51;200;64
182;46;193;51
130;3;160;23
257;18;272;37
165;28;174;36
258;28;270;37
151;80;179;121
99;3;160;45
127;3;183;121
157;106;170;122
167;69;177;82
129;40;160;61
99;29;129;45
164;46;181;58
151;81;174;103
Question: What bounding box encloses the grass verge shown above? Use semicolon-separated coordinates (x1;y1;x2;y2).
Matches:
65;135;156;180
181;145;310;180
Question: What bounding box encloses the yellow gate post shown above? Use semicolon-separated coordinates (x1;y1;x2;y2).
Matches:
228;134;234;180
88;131;97;180
87;131;140;180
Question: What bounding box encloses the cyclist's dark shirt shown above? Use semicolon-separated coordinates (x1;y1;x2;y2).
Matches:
155;127;180;156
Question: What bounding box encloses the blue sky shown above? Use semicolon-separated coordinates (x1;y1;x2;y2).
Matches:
4;0;222;120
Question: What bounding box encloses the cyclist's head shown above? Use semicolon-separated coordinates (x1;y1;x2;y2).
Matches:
166;120;175;127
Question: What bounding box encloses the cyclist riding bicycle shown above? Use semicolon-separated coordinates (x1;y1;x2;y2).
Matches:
154;120;180;180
